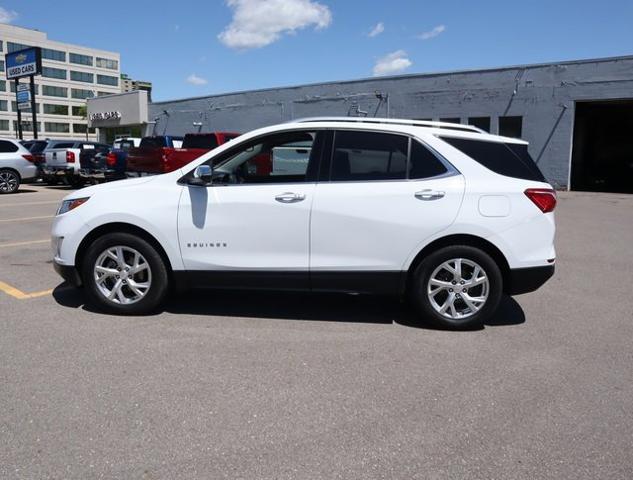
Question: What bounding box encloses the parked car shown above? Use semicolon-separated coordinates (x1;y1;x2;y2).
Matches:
125;136;184;176
20;139;50;176
51;117;556;329
42;140;111;187
79;138;141;183
0;138;38;194
165;132;240;171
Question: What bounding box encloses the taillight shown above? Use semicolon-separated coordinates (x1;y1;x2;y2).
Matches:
22;154;35;163
524;188;557;213
106;152;117;167
66;151;75;163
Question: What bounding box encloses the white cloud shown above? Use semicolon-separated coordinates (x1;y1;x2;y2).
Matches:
0;6;18;23
368;22;384;38
186;74;208;85
373;50;412;76
218;0;332;50
417;24;445;40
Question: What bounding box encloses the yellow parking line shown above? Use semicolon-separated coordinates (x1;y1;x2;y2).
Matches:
0;239;49;249
0;215;54;223
0;280;53;300
0;201;59;208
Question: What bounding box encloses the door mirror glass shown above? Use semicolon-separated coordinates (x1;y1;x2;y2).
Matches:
190;164;213;186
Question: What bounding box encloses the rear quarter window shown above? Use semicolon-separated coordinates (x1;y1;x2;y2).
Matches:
440;136;546;182
0;140;18;153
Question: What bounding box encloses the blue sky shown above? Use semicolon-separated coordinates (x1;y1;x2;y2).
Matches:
4;0;633;101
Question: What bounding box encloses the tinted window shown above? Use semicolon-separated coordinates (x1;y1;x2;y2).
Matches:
26;141;48;153
441;136;545;182
0;140;18;153
140;137;167;148
48;142;75;150
410;141;448;179
183;134;219;149
331;131;408;181
506;143;545;181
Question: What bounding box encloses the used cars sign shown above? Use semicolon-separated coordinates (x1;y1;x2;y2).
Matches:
5;47;42;80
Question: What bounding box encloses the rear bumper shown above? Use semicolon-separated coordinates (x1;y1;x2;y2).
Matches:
42;166;77;177
506;264;555;295
53;261;82;287
79;168;122;181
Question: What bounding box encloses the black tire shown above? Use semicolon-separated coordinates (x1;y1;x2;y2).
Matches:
81;232;170;315
0;169;20;194
409;245;503;329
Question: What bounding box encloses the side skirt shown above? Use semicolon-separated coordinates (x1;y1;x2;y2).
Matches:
173;270;404;296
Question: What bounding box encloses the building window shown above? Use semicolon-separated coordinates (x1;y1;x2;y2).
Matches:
12;102;40;113
71;88;95;99
0;41;3;52
45;122;70;133
69;53;93;66
468;116;491;132
7;42;31;53
71;106;85;116
0;80;5;91
13;121;41;132
10;83;40;95
0;120;8;131
499;116;523;138
97;74;118;86
42;85;68;97
43;104;69;115
0;60;4;72
0;100;7;111
96;57;118;70
97;91;113;96
42;66;67;80
42;48;66;62
440;117;461;124
72;123;95;134
70;71;94;83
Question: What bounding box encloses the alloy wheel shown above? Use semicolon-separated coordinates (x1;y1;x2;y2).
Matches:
93;246;152;305
427;258;489;320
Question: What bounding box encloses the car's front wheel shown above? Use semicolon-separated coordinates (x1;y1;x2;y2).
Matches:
81;232;170;314
0;169;20;194
409;245;503;329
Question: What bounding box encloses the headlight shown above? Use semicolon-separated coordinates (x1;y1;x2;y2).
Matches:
57;197;90;215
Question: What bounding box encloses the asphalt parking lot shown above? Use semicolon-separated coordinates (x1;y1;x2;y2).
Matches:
1;185;632;479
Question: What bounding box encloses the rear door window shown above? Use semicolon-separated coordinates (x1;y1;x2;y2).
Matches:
331;131;408;181
409;140;448;179
440;136;546;182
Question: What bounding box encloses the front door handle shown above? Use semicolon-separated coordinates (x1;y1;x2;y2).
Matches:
415;189;445;201
275;192;306;203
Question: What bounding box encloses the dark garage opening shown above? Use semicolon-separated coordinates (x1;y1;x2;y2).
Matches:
571;100;633;193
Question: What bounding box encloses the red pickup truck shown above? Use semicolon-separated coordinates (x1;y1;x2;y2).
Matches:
126;132;239;176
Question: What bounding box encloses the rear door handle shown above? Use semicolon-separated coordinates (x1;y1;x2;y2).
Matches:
415;189;445;201
275;192;306;203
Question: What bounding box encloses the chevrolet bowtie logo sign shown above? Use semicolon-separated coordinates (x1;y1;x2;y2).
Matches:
5;46;42;79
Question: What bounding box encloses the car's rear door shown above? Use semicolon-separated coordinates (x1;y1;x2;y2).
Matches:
309;129;465;293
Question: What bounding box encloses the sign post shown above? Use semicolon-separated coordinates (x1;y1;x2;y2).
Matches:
5;47;42;140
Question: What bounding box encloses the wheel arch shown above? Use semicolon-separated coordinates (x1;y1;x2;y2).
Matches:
0;167;21;179
75;222;174;282
405;234;511;294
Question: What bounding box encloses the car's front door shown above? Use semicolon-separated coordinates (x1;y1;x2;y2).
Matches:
177;129;324;290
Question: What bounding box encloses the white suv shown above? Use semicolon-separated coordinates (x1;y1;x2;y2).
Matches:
51;118;556;329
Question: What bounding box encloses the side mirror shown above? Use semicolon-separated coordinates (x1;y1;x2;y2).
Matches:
189;164;213;186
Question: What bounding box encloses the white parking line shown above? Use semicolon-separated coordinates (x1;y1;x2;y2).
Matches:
0;201;60;208
0;239;49;249
0;215;54;223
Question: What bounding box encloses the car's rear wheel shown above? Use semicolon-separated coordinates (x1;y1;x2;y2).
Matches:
81;233;170;314
409;245;503;329
0;169;20;194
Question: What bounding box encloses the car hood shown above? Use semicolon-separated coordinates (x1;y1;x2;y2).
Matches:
63;176;157;201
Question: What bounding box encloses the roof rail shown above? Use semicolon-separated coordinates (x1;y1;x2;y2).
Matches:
292;117;484;134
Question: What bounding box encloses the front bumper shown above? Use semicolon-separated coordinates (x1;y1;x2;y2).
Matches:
506;264;555;295
53;260;82;287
